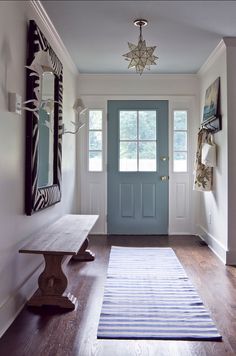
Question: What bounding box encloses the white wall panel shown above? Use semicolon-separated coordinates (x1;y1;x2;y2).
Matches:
0;1;78;336
198;41;228;251
176;183;186;218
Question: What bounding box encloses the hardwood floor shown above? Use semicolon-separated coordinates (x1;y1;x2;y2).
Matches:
1;235;236;356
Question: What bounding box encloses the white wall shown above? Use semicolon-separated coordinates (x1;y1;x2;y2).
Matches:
77;74;199;235
78;74;199;96
226;38;236;261
197;40;228;263
0;1;78;336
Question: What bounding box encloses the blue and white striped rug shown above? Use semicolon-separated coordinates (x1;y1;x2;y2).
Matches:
97;247;222;340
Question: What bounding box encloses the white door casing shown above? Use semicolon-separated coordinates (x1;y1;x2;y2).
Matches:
78;95;197;235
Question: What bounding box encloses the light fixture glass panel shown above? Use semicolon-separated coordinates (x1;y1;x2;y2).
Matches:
139;111;156;140
89;151;102;171
89;131;102;150
119;142;137;171
139;142;156;171
89;110;102;130
174;111;187;130
173;152;187;172
174;132;187;151
120;111;137;140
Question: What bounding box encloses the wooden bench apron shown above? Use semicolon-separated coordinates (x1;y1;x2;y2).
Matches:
19;214;98;309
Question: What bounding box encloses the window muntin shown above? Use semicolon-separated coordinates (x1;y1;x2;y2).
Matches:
173;110;188;172
119;110;157;172
88;110;103;172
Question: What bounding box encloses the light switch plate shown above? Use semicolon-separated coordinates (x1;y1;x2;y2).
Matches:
8;92;22;115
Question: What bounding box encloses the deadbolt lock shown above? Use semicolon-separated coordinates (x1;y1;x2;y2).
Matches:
160;175;169;181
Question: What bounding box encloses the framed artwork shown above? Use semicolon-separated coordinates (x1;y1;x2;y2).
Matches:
202;77;221;133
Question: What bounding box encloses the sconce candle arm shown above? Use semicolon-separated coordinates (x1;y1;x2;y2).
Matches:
62;122;85;135
21;99;59;114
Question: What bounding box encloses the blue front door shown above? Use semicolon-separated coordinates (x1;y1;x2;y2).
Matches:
107;100;169;235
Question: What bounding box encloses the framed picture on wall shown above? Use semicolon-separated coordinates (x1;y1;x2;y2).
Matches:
202;77;221;133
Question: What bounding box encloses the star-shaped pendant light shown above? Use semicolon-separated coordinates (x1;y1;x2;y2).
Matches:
123;19;158;75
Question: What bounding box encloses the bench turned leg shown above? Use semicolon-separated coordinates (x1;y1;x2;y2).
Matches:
27;254;77;310
72;238;95;262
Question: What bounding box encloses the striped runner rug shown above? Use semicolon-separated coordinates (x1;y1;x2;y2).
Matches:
97;246;222;340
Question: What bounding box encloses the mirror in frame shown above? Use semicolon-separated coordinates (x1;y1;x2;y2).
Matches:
25;20;63;215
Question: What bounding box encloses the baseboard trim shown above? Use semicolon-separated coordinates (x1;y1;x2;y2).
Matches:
0;255;72;338
168;232;194;235
197;224;227;264
0;262;43;338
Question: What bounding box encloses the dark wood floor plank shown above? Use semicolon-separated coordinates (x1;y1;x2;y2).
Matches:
0;235;236;356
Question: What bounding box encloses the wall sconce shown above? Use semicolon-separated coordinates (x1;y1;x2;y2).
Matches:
9;49;56;117
63;98;88;135
9;92;55;132
25;49;53;75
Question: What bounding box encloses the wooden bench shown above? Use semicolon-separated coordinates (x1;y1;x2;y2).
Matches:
19;214;98;310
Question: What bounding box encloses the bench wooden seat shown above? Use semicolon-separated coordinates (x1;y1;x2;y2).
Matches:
19;214;98;310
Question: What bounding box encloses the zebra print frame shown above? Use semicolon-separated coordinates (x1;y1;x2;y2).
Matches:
25;20;63;215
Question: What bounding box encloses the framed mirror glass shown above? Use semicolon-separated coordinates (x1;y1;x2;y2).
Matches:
25;20;63;215
38;72;55;188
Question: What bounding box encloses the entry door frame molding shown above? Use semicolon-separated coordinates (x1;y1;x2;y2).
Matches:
79;95;196;236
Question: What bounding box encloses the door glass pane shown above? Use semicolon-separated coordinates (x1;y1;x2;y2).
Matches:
139;142;156;171
139;111;156;140
174;152;187;172
174;132;187;151
120;111;137;140
89;131;102;150
89;151;102;171
174;111;187;130
120;142;137;171
89;110;102;130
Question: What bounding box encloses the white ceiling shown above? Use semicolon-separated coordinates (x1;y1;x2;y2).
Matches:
41;1;236;74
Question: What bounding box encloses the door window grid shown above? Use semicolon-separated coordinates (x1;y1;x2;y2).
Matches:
88;110;103;172
173;110;188;172
119;110;157;172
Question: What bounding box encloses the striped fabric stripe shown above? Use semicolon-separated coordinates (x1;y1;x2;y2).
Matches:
97;247;222;340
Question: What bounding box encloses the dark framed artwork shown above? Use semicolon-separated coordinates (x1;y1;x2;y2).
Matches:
25;20;63;215
202;77;221;133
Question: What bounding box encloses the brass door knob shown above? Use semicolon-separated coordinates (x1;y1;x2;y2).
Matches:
160;156;169;162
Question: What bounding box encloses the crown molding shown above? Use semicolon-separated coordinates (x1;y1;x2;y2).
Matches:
198;39;226;77
30;0;78;75
78;73;198;79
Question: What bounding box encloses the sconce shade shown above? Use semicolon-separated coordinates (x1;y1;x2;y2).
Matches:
73;98;87;114
26;49;53;75
63;98;88;135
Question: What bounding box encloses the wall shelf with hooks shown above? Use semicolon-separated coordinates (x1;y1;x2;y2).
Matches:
201;115;222;133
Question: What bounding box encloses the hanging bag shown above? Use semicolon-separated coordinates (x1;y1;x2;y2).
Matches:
201;132;216;167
